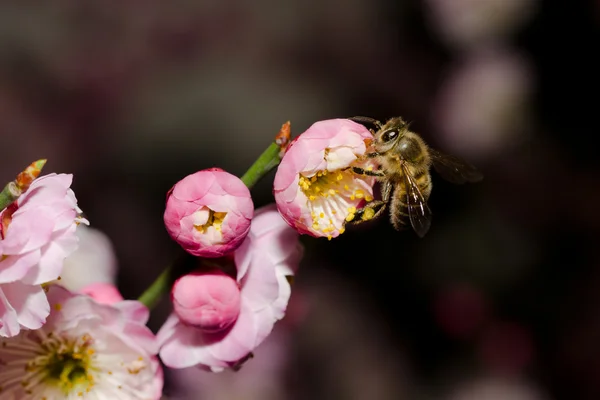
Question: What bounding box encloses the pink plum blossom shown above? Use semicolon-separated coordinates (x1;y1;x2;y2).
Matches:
168;290;308;399
273;119;376;239
169;328;292;400
0;285;163;399
0;173;87;337
157;204;303;372
164;168;254;258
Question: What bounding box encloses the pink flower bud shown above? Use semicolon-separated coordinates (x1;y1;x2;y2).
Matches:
157;204;303;372
273;119;376;239
171;269;241;333
164;168;254;258
79;282;124;305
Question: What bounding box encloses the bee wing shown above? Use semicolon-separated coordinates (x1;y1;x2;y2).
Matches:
401;163;432;238
429;148;483;184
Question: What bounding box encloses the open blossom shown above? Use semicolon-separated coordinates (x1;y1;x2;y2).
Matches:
60;225;118;291
273;119;376;239
157;204;303;372
0;285;163;399
58;225;124;305
168;328;292;400
164;168;254;258
0;173;87;337
168;289;307;400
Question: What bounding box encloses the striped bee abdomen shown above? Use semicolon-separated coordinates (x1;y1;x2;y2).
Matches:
389;170;432;231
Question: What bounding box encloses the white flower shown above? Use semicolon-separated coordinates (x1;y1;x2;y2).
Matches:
59;225;118;291
0;286;163;399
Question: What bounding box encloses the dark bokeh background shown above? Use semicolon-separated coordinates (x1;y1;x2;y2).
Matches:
1;1;599;399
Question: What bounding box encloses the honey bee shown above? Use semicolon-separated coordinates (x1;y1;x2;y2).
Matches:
348;116;483;238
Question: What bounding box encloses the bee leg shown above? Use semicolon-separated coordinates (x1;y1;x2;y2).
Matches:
352;166;385;177
348;200;388;224
380;181;393;202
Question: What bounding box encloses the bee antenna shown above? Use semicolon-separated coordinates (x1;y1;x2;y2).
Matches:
348;116;383;130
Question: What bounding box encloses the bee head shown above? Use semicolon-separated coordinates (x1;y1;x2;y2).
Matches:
373;118;409;153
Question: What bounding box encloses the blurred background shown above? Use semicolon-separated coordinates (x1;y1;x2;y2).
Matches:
1;1;598;399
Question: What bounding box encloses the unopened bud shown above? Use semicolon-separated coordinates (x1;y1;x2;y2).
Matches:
172;269;241;333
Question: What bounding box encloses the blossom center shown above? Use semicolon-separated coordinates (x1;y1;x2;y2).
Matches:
0;313;156;399
23;332;96;395
193;208;227;234
45;351;90;387
298;166;373;239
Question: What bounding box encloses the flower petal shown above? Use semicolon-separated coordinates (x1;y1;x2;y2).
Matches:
0;282;49;337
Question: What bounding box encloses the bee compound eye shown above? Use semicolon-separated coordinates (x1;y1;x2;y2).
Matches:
382;130;398;143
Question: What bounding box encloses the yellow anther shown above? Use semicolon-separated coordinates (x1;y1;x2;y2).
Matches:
194;209;227;234
345;213;355;222
319;212;325;218
309;195;316;201
329;189;336;195
365;195;374;202
362;207;375;220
